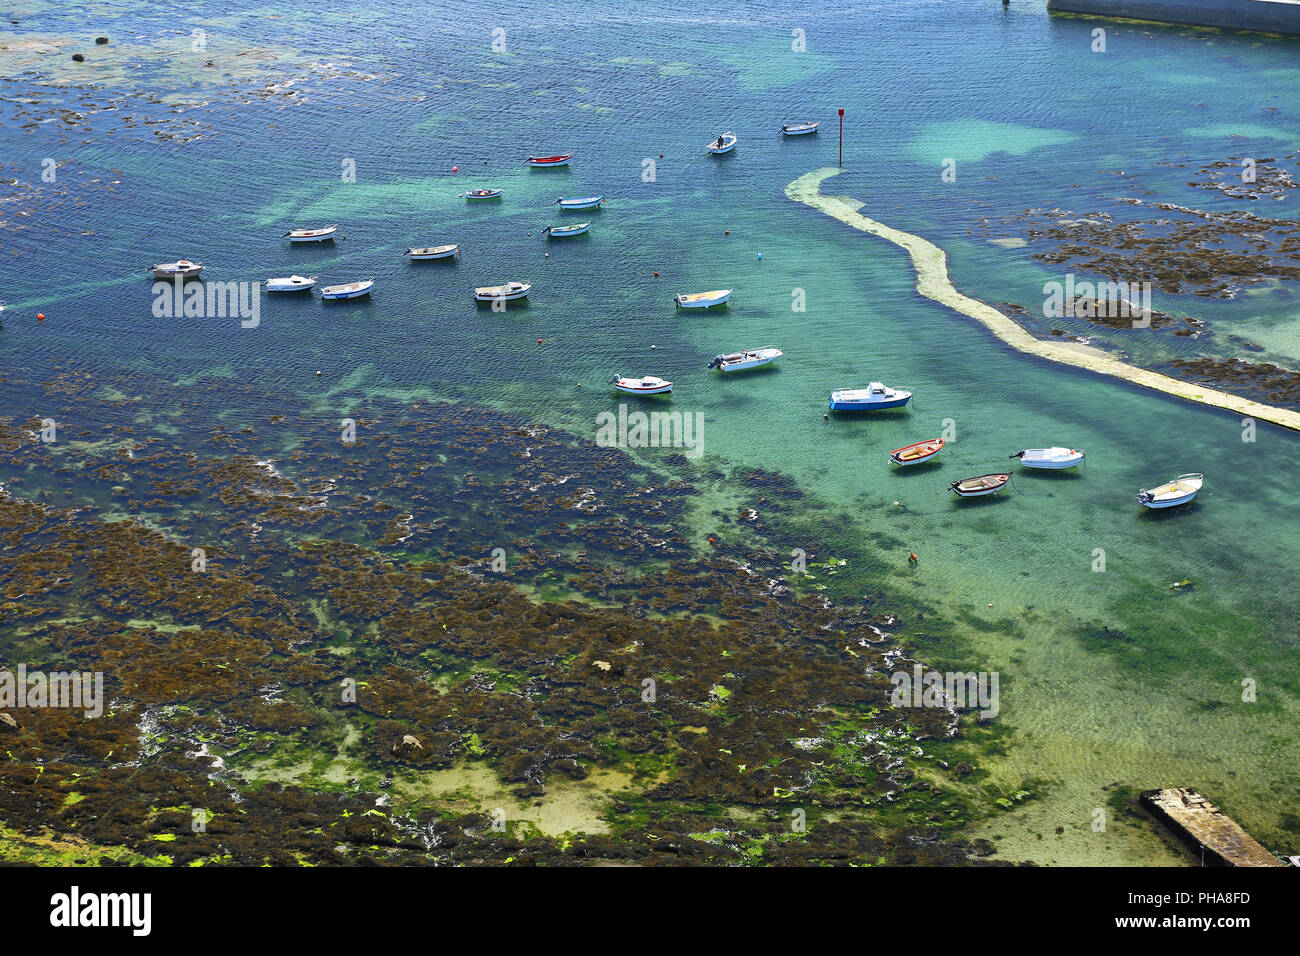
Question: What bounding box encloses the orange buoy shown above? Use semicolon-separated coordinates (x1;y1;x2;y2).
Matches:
537;339;543;344
452;165;458;173
653;271;659;277
724;230;729;235
37;313;45;321
909;552;918;564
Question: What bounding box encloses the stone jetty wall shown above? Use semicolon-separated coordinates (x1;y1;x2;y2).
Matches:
1047;0;1300;36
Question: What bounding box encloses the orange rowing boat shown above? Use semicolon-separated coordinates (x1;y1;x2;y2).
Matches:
889;437;945;466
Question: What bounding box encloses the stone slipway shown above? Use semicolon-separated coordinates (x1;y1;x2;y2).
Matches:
786;167;1300;434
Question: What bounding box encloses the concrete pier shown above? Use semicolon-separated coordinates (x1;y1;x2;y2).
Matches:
1048;0;1300;37
1141;788;1285;866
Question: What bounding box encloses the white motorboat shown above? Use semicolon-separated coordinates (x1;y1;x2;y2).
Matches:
405;245;459;260
283;225;338;243
708;132;737;154
320;278;374;300
675;289;732;309
610;375;672;395
150;259;203;280
707;347;782;372
556;196;604;210
264;274;317;292
1138;473;1203;509
829;382;912;411
1013;447;1085;470
474;281;531;302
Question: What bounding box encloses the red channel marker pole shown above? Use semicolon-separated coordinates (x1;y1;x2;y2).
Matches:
838;108;844;167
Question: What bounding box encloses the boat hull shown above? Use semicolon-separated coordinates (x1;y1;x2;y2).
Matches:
406;246;458;259
1016;448;1085;469
153;267;202;280
1140;492;1199;509
676;290;732;308
613;384;672;395
708;133;737;154
265;277;316;292
544;223;590;238
286;227;338;243
466;191;503;201
528;155;572;167
782;123;820;136
890;439;944;466
951;474;1010;497
709;348;782;372
557;197;603;210
474;284;531;302
321;282;373;300
829;393;912;411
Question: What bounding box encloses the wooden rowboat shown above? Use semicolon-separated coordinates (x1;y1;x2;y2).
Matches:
675;289;732;309
320;278;374;300
543;222;590;238
951;473;1010;497
527;154;572;167
465;188;503;201
780;120;821;135
890;438;945;466
556;196;604;210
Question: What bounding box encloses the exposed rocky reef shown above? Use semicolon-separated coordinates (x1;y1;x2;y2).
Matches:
0;370;1017;866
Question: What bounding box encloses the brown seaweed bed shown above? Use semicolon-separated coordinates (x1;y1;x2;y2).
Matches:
0;369;1018;866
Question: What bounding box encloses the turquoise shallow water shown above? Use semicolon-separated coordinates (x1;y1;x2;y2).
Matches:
3;0;1299;863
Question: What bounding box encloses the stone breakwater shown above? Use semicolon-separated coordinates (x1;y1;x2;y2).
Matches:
785;167;1300;434
1047;0;1300;37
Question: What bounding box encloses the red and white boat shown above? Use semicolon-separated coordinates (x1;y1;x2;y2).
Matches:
527;154;572;167
950;473;1010;497
889;437;945;466
609;375;672;396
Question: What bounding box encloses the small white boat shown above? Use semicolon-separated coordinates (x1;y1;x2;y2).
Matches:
283;225;338;243
610;375;672;395
264;274;317;292
474;281;531;302
150;259;203;280
890;438;945;466
405;244;459;260
1138;473;1203;510
707;347;782;372
951;473;1011;498
829;382;912;411
320;278;374;300
782;121;821;136
708;132;738;154
1013;447;1085;470
543;222;590;238
708;132;737;154
527;154;572;167
465;188;504;201
556;196;604;210
675;289;732;309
